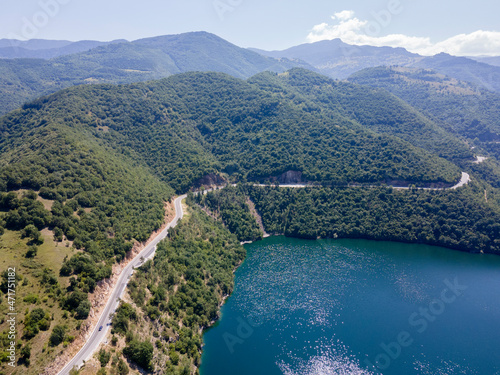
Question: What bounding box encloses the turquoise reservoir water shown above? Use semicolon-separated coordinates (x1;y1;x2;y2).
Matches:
200;236;500;375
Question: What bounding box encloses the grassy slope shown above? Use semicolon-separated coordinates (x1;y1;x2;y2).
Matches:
0;117;173;374
0;227;78;374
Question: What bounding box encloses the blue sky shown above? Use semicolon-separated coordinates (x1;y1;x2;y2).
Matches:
1;0;499;55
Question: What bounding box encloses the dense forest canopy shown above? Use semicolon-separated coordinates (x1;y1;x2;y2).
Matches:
0;66;499;374
1;69;466;193
349;67;500;153
348;66;500;187
112;206;245;374
251;69;472;161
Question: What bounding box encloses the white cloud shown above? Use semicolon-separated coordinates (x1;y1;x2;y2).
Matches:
430;31;500;56
332;10;355;21
307;11;500;56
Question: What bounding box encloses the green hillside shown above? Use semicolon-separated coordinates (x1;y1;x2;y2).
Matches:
348;66;500;186
1;71;463;192
250;69;472;161
0;123;172;373
349;66;500;142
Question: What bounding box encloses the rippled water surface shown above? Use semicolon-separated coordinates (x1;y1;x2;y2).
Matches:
200;237;500;375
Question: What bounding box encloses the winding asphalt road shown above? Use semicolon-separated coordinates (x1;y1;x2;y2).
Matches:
57;163;479;373
57;195;187;375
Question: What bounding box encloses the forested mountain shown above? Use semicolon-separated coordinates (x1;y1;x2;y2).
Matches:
0;68;498;374
0;70;465;192
3;33;499;120
252;40;500;93
0;32;313;115
250;69;472;162
349;66;500;141
0;123;173;372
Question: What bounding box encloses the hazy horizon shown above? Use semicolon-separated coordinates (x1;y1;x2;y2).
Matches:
1;0;499;56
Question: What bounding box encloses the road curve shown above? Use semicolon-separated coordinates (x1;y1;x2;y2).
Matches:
57;195;187;375
392;172;470;191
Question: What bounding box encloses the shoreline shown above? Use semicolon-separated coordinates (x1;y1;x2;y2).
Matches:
241;233;491;255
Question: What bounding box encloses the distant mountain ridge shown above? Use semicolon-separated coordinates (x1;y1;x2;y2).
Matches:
0;38;74;49
251;39;500;93
1;32;499;117
250;38;422;79
412;53;500;93
0;38;127;59
348;65;500;141
469;56;500;67
0;32;315;115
